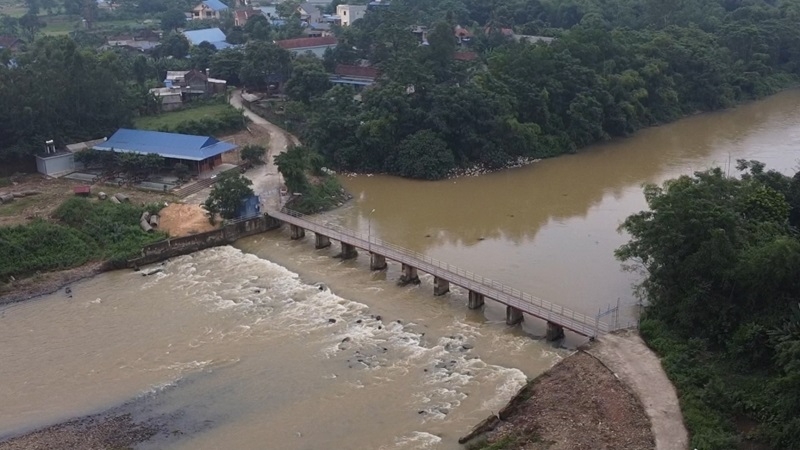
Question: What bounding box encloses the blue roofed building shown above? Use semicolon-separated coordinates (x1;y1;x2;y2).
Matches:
93;129;237;173
182;27;231;49
192;0;228;20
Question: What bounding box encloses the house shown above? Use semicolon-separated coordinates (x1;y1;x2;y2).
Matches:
234;8;263;27
183;69;227;96
275;36;337;57
454;25;472;44
256;5;277;18
35;138;107;177
93;129;237;173
367;0;389;11
302;21;333;38
453;51;477;61
151;69;227;110
512;34;555;44
182;27;232;49
0;35;22;52
106;33;160;52
192;0;229;20
149;87;184;111
297;2;322;23
330;64;379;87
336;4;366;27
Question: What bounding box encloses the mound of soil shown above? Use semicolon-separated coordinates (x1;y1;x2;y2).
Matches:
158;203;218;238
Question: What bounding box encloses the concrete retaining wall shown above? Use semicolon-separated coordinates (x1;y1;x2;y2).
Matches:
129;214;282;267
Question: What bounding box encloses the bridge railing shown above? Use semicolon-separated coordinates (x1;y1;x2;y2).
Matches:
271;208;609;334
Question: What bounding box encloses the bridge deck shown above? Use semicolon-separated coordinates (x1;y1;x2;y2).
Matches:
267;209;609;337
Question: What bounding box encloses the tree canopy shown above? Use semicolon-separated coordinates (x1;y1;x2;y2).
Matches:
617;162;800;449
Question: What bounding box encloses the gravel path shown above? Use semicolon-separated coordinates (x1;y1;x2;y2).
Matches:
587;330;688;450
230;90;300;209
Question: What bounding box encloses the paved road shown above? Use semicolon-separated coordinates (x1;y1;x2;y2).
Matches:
229;90;300;208
588;330;689;450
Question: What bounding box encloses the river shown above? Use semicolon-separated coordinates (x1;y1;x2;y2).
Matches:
2;91;800;449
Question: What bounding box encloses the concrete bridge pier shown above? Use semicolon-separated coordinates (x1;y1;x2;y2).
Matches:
433;277;450;296
315;234;331;249
546;321;565;341
506;306;523;325
370;253;387;270
468;291;484;309
340;242;358;260
398;264;420;285
290;224;305;240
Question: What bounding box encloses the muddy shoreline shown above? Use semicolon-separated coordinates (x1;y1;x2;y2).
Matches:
460;347;655;450
0;261;107;306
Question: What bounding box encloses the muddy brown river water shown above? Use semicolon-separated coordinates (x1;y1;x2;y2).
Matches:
2;91;799;449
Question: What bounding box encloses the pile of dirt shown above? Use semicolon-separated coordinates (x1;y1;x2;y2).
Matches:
467;351;654;450
158;203;218;237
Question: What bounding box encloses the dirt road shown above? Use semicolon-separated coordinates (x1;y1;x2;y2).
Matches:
587;330;688;450
229;90;300;208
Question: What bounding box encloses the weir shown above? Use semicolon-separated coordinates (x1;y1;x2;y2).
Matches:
266;209;610;338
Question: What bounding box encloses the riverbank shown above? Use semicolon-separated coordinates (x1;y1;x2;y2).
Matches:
461;329;687;450
0;261;105;306
461;349;655;449
0;411;159;450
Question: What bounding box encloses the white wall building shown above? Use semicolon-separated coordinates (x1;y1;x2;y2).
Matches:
336;4;366;26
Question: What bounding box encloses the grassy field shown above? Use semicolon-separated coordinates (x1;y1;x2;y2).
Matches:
133;104;236;131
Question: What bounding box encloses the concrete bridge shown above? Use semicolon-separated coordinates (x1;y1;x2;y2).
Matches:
266;208;610;339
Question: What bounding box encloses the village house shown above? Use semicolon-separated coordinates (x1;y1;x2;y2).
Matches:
454;25;472;45
330;64;379;88
182;27;232;49
192;0;229;21
336;4;366;26
94;129;236;174
150;69;227;111
275;36;337;57
105;31;160;52
0;35;22;53
233;8;263;27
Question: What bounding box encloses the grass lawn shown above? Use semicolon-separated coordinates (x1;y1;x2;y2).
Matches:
43;16;78;35
133;104;235;131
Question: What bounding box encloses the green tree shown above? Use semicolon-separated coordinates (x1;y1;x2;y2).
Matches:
390;130;454;180
285;56;332;104
190;41;217;71
241;144;267;165
156;33;191;59
204;171;254;220
210;48;244;85
274;145;322;193
239;41;291;89
161;8;187;32
243;14;272;41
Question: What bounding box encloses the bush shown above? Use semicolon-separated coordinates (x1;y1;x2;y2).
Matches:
0;198;166;281
241;144;267;165
0;220;98;281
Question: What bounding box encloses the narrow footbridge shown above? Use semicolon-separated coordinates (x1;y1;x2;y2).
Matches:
266;208;609;339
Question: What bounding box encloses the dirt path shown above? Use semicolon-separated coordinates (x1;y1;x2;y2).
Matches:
229;90;300;209
587;330;688;450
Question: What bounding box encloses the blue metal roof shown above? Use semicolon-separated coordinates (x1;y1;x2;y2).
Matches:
94;129;236;161
201;0;228;11
183;27;227;46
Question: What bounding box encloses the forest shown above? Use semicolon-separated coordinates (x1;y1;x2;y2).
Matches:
3;0;800;178
291;0;800;178
617;161;800;449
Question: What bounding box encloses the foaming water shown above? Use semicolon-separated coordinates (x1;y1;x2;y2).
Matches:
0;246;560;449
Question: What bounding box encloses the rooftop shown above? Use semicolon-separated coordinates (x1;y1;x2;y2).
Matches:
334;64;380;79
198;0;228;11
94;129;236;161
182;27;230;49
275;36;337;49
